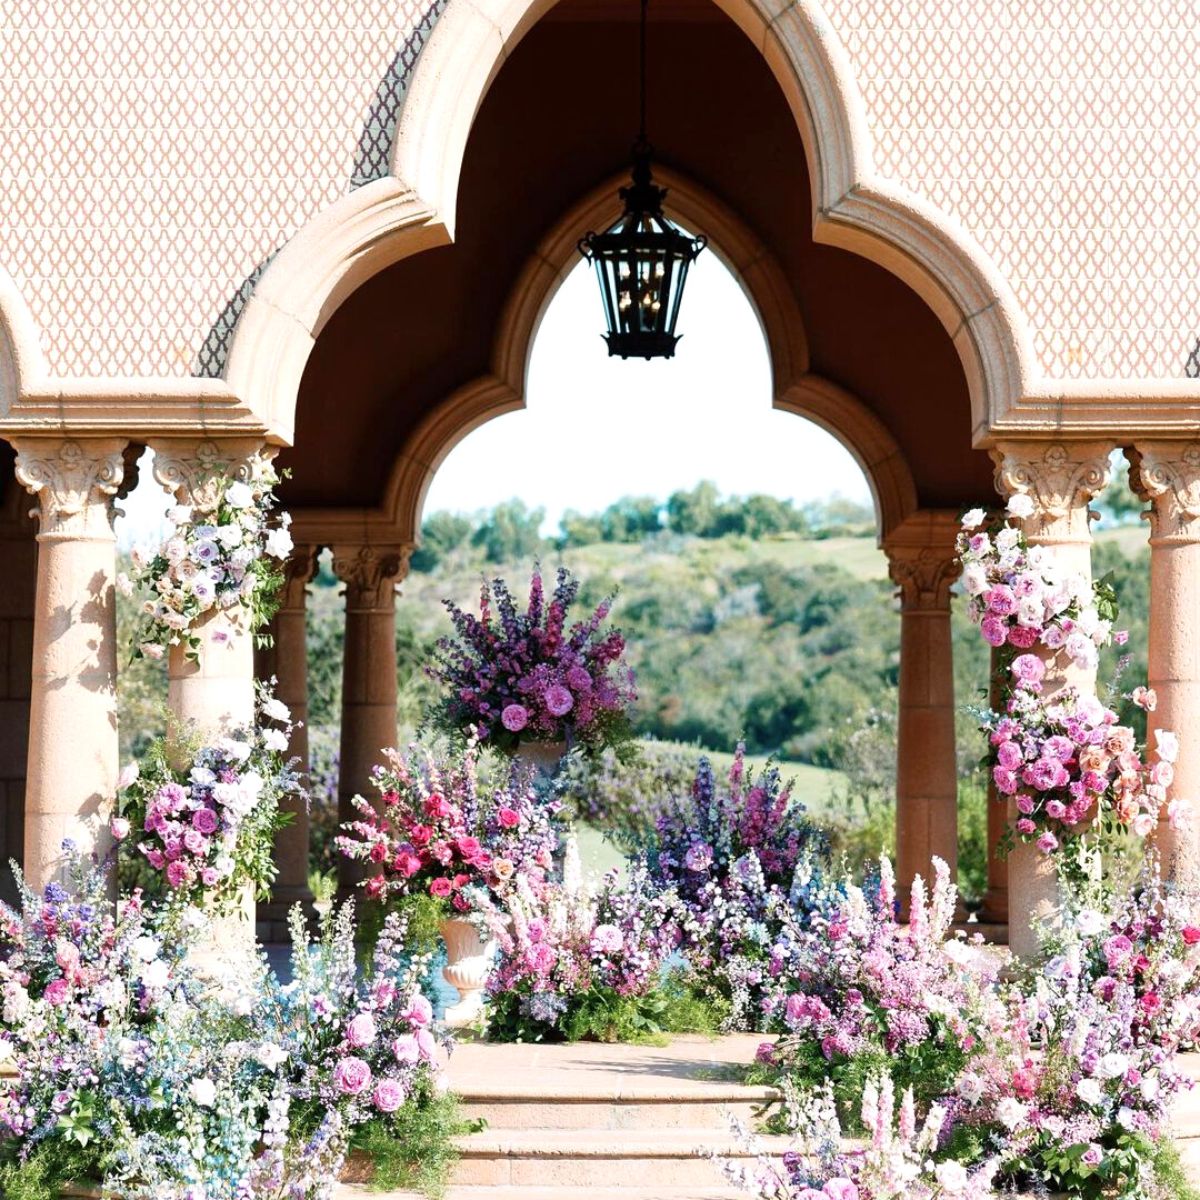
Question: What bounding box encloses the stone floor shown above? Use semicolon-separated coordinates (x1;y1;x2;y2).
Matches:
336;1038;1200;1199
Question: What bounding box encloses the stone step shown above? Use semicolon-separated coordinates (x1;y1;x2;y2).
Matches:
451;1127;789;1188
461;1087;776;1130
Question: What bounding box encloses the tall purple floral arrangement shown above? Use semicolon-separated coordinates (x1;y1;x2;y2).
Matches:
427;565;638;758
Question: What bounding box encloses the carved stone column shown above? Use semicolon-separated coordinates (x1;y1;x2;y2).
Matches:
991;441;1111;959
884;512;961;912
257;544;318;939
332;543;410;899
12;438;126;890
1129;442;1200;887
0;473;37;902
149;438;270;737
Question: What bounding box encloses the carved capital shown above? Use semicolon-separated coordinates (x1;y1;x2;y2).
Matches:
149;437;272;513
332;544;412;611
990;441;1112;545
1128;442;1200;542
883;511;961;612
12;437;127;539
279;544;319;612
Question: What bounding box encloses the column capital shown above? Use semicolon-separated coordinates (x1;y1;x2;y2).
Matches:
990;441;1112;545
331;543;412;611
12;437;127;540
883;511;961;612
149;437;272;512
280;544;319;612
1128;442;1200;543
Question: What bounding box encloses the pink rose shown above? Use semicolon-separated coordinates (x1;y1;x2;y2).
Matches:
1182;926;1200;946
1008;624;1040;649
543;685;574;717
497;807;521;829
403;994;434;1027
980;615;1008;647
985;585;1018;616
415;1028;437;1060
1011;653;1046;686
373;1079;407;1113
997;742;1023;770
332;1056;372;1095
200;868;219;887
1045;800;1066;820
430;878;452;898
166;860;192;889
346;1012;377;1049
1036;832;1059;853
1015;818;1036;835
1151;761;1175;788
44;979;70;1006
192;808;219;835
501;704;529;733
393;1034;420;1064
110;817;131;841
145;849;166;871
824;1181;859;1200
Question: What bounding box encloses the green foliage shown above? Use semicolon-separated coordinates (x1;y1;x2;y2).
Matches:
1150;1138;1200;1200
411;511;474;572
349;1080;476;1199
0;1135;101;1200
470;498;546;563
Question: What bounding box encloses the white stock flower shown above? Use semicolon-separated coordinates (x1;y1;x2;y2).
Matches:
934;1162;969;1192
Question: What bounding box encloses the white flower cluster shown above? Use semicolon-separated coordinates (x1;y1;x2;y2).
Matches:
121;461;293;662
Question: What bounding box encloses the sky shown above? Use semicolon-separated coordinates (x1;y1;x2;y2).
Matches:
116;249;871;547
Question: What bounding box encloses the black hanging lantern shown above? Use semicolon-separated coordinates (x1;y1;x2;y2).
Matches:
578;0;706;359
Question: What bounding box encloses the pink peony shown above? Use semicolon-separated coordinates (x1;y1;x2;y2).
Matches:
823;1182;859;1200
404;995;434;1027
166;860;191;889
44;979;70;1006
393;1034;420;1063
501;704;529;733
346;1012;377;1049
373;1078;407;1113
497;807;521;829
1011;653;1046;686
543;685;574;717
980;615;1008;647
192;807;219;835
333;1056;372;1095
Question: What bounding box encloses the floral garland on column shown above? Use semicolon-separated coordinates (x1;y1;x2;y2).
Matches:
120;459;294;662
957;499;1181;879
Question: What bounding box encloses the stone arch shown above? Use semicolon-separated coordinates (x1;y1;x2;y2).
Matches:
371;170;916;547
0;267;48;419
225;0;1036;446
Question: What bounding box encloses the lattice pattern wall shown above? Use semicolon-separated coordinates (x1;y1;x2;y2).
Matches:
0;0;445;379
0;0;1198;381
823;0;1200;380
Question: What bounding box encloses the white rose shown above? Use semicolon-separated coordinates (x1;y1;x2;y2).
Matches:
934;1161;969;1192
1156;729;1181;764
0;1038;12;1063
217;738;252;764
995;526;1020;550
189;1077;217;1107
255;1042;289;1071
262;728;289;753
140;959;170;991
214;854;236;879
961;507;987;531
996;1097;1028;1130
168;505;193;525
264;528;294;559
1141;1075;1161;1102
216;524;244;548
1118;1106;1138;1131
1077;908;1107;936
1076;1077;1103;1105
1006;493;1035;519
224;482;254;509
262;696;291;723
1098;1052;1129;1079
962;563;988;596
131;935;160;962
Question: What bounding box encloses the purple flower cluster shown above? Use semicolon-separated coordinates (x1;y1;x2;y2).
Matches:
428;566;637;757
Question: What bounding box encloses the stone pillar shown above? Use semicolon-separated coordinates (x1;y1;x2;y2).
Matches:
150;439;269;736
12;438;126;890
332;543;409;899
977;646;1010;927
257;544;318;940
1128;442;1200;887
0;474;37;903
992;441;1111;959
884;512;961;911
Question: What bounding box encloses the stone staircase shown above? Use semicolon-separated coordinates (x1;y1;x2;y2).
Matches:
341;1034;784;1200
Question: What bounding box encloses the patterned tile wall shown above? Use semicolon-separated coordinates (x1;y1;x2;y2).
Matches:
0;0;1197;381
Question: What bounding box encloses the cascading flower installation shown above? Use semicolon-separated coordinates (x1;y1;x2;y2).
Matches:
335;741;563;915
121;457;293;662
958;502;1182;868
427;565;638;759
115;686;302;910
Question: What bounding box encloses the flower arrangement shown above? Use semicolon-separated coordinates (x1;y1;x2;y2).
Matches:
758;858;1004;1129
121;459;293;662
427;565;638;758
335;742;562;917
639;746;829;1030
983;664;1173;869
482;858;693;1043
0;855;461;1200
115;687;301;911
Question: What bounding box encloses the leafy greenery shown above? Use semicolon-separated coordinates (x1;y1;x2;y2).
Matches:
0;1136;101;1200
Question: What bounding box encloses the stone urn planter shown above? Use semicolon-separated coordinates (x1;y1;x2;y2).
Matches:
440;915;495;1029
187;881;258;996
513;738;568;780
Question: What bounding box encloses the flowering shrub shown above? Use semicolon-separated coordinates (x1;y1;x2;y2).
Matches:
0;856;460;1200
718;1076;998;1200
639;747;828;1029
427;565;637;758
122;459;293;662
759;858;1004;1129
483;858;692;1043
335;742;562;916
116;687;301;910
